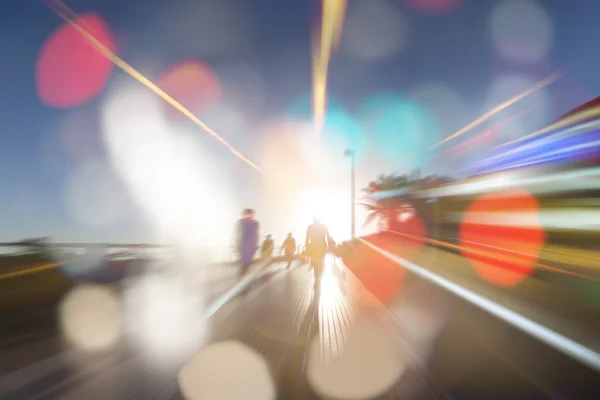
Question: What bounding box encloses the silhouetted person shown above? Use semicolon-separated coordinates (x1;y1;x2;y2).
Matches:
236;208;259;278
261;234;274;260
282;232;296;269
305;217;334;281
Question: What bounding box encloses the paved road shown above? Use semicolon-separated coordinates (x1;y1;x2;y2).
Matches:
1;251;599;399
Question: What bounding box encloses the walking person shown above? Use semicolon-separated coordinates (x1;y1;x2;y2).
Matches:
282;233;296;269
305;217;334;283
261;234;274;262
236;208;259;279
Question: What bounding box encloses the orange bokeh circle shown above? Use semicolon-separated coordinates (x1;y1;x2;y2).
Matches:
343;236;405;305
157;59;221;116
459;189;545;288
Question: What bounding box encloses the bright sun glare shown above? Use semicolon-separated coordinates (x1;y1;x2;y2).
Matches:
320;257;341;303
300;189;350;241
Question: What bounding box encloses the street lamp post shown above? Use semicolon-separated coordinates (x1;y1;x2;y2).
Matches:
343;149;356;239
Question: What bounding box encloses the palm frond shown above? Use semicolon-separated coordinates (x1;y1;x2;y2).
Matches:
360;203;379;213
360;171;457;224
363;212;378;227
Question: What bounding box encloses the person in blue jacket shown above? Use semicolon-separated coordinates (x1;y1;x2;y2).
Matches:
236;208;260;278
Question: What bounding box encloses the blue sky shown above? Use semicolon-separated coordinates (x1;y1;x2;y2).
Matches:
0;0;598;244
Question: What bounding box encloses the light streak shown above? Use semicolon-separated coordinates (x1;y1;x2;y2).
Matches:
0;251;128;280
471;119;600;171
204;262;281;320
418;167;600;198
500;105;600;149
311;0;347;143
430;70;565;150
384;229;600;281
45;0;265;174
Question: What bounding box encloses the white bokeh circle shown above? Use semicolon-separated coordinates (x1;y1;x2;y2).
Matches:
490;0;553;64
178;340;276;400
307;318;404;399
59;284;123;352
343;0;410;61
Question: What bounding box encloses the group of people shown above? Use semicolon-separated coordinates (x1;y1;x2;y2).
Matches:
258;233;297;267
236;208;335;280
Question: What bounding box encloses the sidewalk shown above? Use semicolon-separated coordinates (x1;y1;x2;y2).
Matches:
205;258;447;399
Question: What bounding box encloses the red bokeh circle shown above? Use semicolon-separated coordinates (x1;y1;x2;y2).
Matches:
36;13;115;109
157;59;221;116
353;252;405;304
459;189;545;288
343;236;405;305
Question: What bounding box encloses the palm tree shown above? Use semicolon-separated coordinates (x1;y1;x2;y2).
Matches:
361;173;412;230
361;172;455;233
